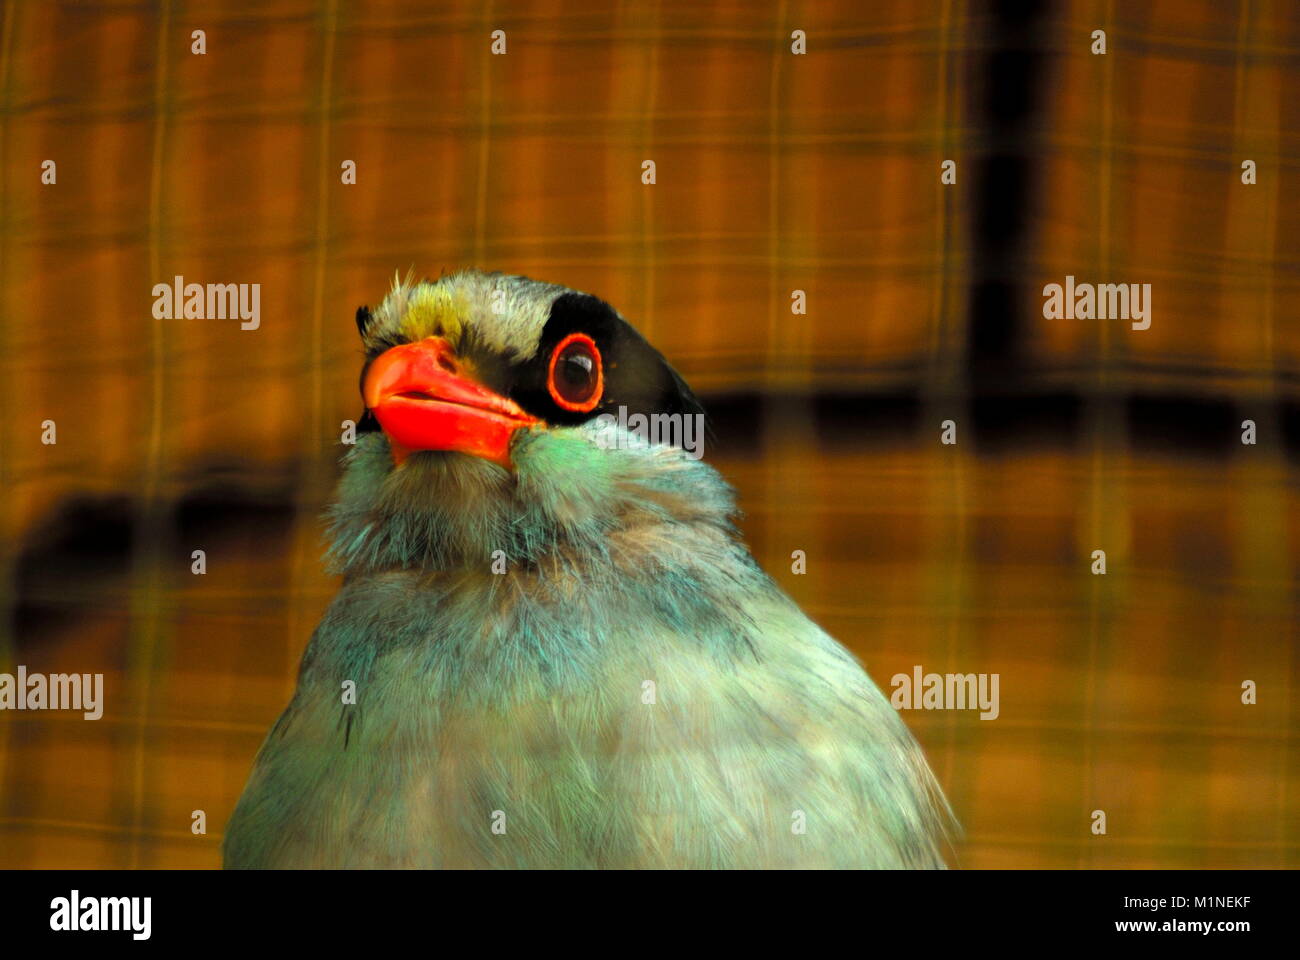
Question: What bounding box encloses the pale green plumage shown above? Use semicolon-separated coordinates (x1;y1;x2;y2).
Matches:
223;418;954;868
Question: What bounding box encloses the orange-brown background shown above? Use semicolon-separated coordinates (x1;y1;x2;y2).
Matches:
0;0;1296;868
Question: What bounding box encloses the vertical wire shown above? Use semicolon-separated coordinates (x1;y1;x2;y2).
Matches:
0;0;20;836
1079;0;1118;867
126;0;175;868
758;0;789;573
473;0;494;267
1230;0;1290;866
285;0;340;700
925;0;969;859
934;0;962;824
638;0;662;340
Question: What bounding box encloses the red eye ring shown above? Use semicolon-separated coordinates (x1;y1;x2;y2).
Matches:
547;333;603;412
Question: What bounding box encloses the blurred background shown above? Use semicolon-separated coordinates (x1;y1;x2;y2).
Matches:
0;0;1297;868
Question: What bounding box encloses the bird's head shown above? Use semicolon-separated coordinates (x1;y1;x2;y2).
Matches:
328;270;735;576
354;270;704;469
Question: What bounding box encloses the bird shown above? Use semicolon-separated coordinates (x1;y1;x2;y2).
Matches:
222;269;954;868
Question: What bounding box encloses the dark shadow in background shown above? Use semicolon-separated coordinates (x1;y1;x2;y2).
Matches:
10;471;299;654
966;0;1050;388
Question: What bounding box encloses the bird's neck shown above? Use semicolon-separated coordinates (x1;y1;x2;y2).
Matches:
325;425;742;579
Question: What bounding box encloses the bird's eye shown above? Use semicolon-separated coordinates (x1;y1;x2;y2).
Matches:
547;333;603;412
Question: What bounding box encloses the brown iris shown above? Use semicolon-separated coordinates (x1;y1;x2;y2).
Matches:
547;333;603;412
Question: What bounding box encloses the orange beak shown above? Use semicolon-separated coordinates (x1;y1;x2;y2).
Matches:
363;337;539;468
